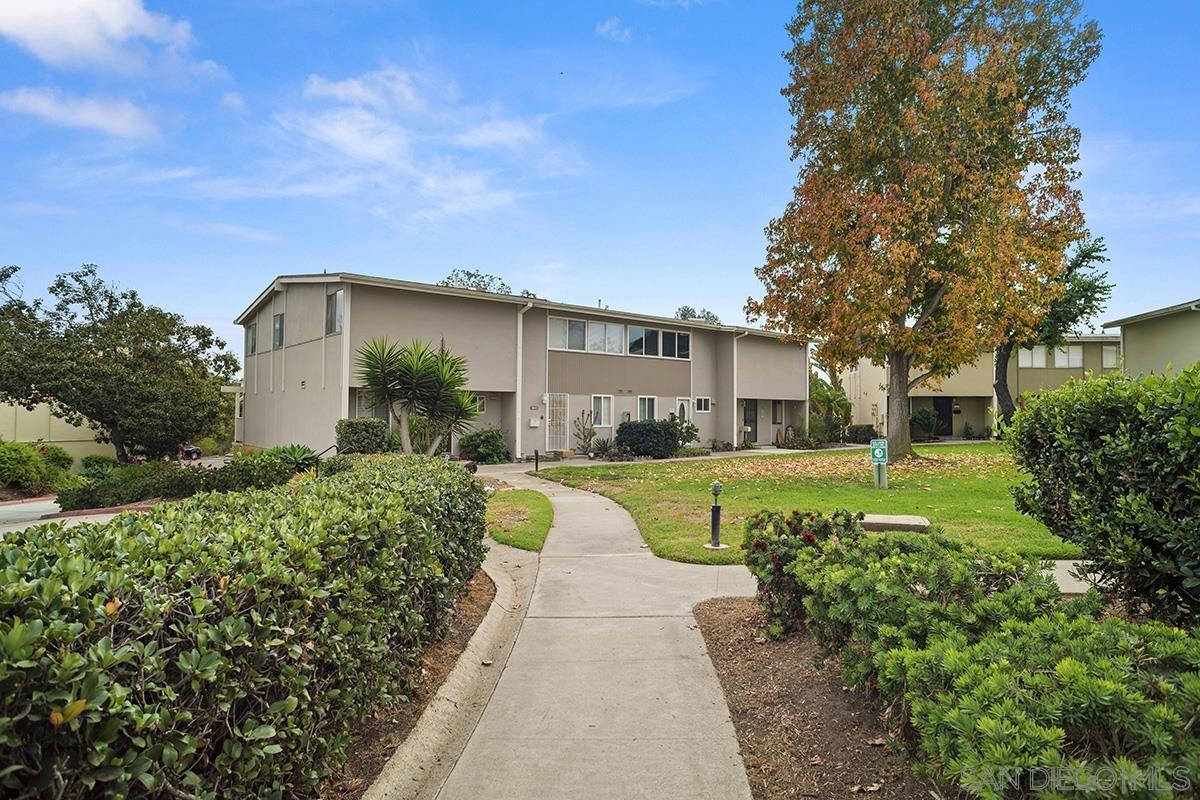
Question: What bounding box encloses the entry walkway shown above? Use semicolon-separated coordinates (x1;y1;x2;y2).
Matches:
435;471;756;800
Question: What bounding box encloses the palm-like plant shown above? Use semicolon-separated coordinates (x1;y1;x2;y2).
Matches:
355;338;479;455
809;373;852;441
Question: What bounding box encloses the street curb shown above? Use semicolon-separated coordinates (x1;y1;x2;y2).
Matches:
0;494;56;507
363;539;538;800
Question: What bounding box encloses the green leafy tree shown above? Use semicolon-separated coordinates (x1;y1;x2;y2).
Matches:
355;339;480;455
994;236;1113;423
0;265;238;461
439;269;511;294
674;305;721;325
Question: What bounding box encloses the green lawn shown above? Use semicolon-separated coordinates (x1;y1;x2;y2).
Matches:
538;443;1078;564
486;488;554;551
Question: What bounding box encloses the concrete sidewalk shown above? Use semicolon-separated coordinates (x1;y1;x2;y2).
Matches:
435;472;756;800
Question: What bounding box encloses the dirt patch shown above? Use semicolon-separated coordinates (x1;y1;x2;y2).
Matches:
320;569;497;799
476;475;511;491
694;597;933;799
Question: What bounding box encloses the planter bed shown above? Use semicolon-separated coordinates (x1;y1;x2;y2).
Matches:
694;597;931;799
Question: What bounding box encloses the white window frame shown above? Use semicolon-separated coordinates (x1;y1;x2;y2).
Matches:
355;389;387;420
1054;344;1083;369
245;322;257;355
474;394;486;414
675;397;692;422
626;325;691;361
548;316;587;352
591;394;613;427
638;395;657;421
272;313;284;349
695;396;711;413
1018;345;1047;369
325;289;344;335
1102;344;1120;369
587;321;624;355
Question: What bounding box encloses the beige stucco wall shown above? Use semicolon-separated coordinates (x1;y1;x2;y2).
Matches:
349;284;520;392
735;335;808;401
842;358;888;432
911;352;994;397
241;283;345;450
0;402;114;462
547;350;690;397
1008;340;1120;394
1122;311;1200;376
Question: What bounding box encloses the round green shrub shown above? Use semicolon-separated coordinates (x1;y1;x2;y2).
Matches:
79;454;118;480
458;426;510;463
33;442;74;472
0;440;47;490
613;419;679;459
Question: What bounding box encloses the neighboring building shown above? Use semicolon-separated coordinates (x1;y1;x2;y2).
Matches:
841;334;1121;437
1104;298;1200;376
233;274;809;456
0;402;113;462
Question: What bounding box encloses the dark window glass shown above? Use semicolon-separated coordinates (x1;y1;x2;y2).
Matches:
773;400;783;424
245;323;256;355
567;319;586;351
677;333;690;359
272;313;284;348
628;326;644;355
662;331;676;358
644;329;659;356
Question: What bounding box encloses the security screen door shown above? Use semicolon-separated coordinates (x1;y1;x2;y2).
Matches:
547;393;570;450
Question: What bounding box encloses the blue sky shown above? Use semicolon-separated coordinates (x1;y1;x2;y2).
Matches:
1;1;1198;355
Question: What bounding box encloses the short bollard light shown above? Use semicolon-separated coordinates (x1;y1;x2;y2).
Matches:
704;480;728;550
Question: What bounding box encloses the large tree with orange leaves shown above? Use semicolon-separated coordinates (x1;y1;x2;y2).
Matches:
747;0;1101;460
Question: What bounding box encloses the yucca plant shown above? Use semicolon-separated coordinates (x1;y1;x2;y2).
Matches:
267;443;319;472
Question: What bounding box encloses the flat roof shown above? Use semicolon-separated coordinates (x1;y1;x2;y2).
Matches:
1104;298;1200;329
235;271;799;342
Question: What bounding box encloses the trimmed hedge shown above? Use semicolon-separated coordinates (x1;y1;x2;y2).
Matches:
458;426;509;464
0;440;46;490
335;417;389;454
56;452;294;511
844;423;877;444
613;419;679;459
0;455;487;798
1007;365;1200;622
744;510;1200;797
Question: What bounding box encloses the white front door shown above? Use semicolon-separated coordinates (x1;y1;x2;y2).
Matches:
676;398;691;421
547;393;570;451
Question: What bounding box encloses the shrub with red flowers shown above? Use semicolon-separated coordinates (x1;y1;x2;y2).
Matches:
742;508;863;636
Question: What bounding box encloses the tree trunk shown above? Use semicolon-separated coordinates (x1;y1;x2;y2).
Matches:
393;404;414;454
426;432;444;456
109;427;130;463
886;351;913;462
993;340;1017;428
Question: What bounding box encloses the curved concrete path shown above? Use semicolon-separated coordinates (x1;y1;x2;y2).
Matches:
434;471;756;800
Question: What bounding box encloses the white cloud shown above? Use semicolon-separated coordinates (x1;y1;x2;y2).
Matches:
304;68;421;112
281;106;411;166
595;17;632;43
0;87;157;137
454;117;543;149
220;92;246;113
0;0;195;72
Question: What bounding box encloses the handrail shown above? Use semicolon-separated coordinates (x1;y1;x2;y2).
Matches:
314;444;339;479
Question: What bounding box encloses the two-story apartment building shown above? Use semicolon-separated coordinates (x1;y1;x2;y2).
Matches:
841;334;1121;437
1104;297;1200;376
233;274;809;457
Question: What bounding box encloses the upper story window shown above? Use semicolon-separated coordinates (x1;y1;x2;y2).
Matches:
588;321;624;354
628;326;690;359
325;289;344;335
272;313;284;348
1102;344;1120;369
1018;345;1046;368
549;317;587;351
245;323;257;356
1054;345;1083;369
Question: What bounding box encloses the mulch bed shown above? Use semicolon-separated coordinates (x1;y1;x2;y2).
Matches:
694;597;934;799
319;569;497;799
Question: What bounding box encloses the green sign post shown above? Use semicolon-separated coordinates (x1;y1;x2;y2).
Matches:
869;438;888;489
